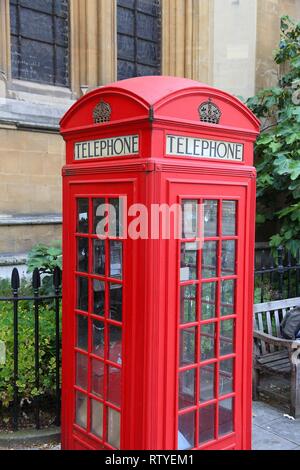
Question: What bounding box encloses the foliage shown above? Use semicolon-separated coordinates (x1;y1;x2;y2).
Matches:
0;301;61;409
246;16;300;256
27;241;62;275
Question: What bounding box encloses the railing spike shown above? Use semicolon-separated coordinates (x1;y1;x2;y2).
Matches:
53;266;61;289
32;268;41;290
11;268;20;291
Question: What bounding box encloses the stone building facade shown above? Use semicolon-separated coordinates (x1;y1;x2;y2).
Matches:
0;0;299;276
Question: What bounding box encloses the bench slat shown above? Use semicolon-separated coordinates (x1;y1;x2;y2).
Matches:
273;310;281;338
253;297;300;314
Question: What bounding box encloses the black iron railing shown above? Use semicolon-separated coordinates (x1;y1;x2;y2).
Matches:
0;267;61;431
254;246;300;302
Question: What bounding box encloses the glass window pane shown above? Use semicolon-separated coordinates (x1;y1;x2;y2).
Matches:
109;284;122;322
180;328;196;366
202;242;217;279
75;392;87;429
110;241;123;279
77;238;89;273
203;200;218;237
179;369;195;410
182;200;198;239
199;404;215;444
109;198;123;237
93;239;105;275
221;240;236;276
108;366;122;407
200;363;215;403
92;320;105;357
221;280;235;316
77;199;89;233
201;282;216;320
178;412;195;450
91;359;104;398
201;323;216;361
222;201;237;236
93;198;106;235
77;315;88;351
109;325;122;364
76;353;88;390
91;399;103;439
219;359;234;396
180;285;196;324
219;398;234;436
107;408;121;449
220;320;234;356
180;243;198;281
93;280;105;316
77;277;88;312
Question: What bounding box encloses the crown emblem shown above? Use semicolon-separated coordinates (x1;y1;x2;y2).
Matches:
198;98;221;124
93;100;111;124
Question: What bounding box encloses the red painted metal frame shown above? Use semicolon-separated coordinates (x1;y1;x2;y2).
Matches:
60;76;259;450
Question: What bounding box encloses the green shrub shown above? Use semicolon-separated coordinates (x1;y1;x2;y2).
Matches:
0;300;61;408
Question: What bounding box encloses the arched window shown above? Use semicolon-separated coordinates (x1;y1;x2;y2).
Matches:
117;0;161;80
10;0;69;87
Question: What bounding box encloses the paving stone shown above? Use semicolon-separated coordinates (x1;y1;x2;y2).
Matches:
252;424;298;450
260;416;300;445
252;401;283;427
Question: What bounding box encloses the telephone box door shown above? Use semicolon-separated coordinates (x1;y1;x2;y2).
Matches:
62;180;133;451
168;181;251;450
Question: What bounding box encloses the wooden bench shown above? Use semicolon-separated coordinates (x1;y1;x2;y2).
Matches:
253;298;300;418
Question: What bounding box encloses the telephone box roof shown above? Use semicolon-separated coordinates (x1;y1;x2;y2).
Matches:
60;75;260;135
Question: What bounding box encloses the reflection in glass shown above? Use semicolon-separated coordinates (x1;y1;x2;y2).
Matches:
219;359;234;396
180;285;196;324
109;325;122;364
109;284;122;322
108;366;121;407
109;198;123;237
110;241;122;279
93;280;105;316
93;198;106;235
77;238;89;273
75;392;87;429
222;201;237;236
93;239;105;275
221;280;235;316
199;404;215;444
178;412;195;450
91;359;104;398
182;200;198;239
220;320;234;356
179;369;195;410
180;328;196;366
77;315;88;351
201;323;216;361
77;277;88;312
219;398;234;436
91;400;103;438
77;199;89;233
203;200;218;237
180;243;198;281
201;282;216;320
76;353;88;390
202;242;217;279
107;408;120;449
92;320;105;357
200;364;215;402
221;240;236;276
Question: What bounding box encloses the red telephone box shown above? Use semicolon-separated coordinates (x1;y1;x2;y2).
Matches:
60;76;260;451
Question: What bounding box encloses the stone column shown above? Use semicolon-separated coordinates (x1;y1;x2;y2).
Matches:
69;0;117;98
0;0;10;96
161;0;212;83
